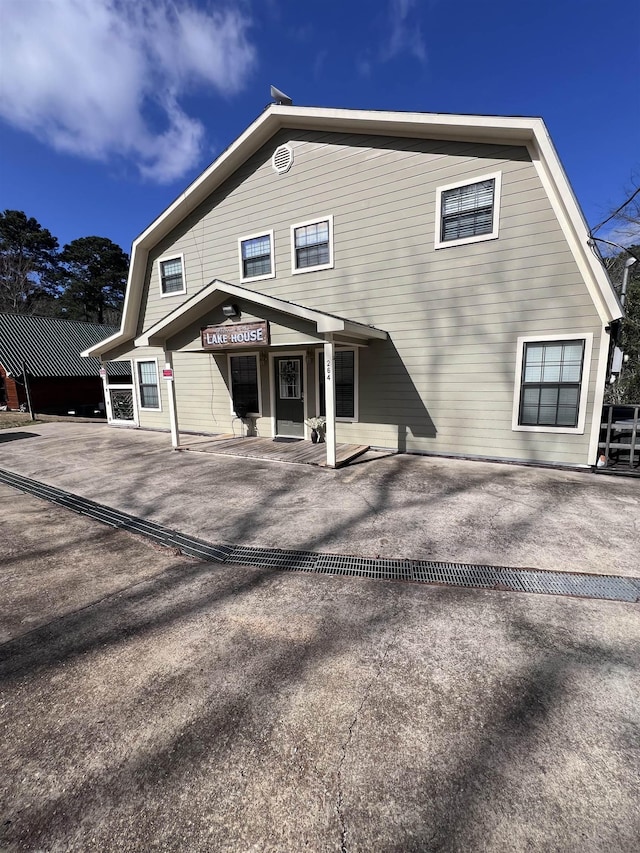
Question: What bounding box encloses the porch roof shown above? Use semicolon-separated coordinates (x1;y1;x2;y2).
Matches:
133;279;387;348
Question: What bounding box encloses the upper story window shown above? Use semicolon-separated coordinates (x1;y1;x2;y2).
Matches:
435;173;501;249
239;231;275;282
158;254;186;297
291;216;334;274
512;335;592;434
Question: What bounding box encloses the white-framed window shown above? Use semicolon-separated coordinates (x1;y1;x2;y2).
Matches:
317;348;358;422
435;172;501;249
158;254;186;297
512;334;593;434
291;215;334;274
239;231;275;282
135;358;161;411
228;353;261;417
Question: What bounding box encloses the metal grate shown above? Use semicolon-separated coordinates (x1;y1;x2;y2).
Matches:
1;468;638;604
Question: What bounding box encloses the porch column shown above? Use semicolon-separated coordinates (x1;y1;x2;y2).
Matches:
163;350;180;449
323;334;337;468
99;362;111;421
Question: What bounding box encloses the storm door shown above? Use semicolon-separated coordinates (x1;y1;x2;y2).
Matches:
274;356;304;438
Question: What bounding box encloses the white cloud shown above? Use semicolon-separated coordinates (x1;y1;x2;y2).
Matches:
0;0;256;183
383;0;427;64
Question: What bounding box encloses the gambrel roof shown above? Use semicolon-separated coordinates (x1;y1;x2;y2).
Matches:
0;313;127;377
83;106;622;358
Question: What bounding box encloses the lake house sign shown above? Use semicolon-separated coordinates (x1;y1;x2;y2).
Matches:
201;321;269;350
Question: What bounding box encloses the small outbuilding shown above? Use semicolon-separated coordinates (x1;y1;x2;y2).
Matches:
0;313;128;416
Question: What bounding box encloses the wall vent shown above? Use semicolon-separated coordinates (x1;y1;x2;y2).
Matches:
272;145;293;174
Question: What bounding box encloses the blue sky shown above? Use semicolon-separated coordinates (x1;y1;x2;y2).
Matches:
1;0;638;255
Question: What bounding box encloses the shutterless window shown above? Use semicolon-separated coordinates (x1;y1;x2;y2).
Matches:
230;355;259;415
160;257;184;294
241;235;272;279
319;350;355;419
440;179;495;243
137;361;160;409
519;341;585;427
294;220;330;270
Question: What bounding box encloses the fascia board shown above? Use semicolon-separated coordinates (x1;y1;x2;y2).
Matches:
527;122;622;324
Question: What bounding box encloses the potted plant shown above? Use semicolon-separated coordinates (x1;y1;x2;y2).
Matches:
304;416;326;444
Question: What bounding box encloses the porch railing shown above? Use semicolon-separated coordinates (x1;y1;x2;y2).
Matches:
598;404;639;471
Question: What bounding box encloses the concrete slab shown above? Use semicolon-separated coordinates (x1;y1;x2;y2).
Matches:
0;422;638;576
0;485;638;852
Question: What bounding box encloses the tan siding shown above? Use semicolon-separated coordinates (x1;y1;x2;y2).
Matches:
129;128;604;465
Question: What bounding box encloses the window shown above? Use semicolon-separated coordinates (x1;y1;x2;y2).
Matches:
239;231;275;281
435;173;501;248
318;349;356;420
158;255;185;296
292;216;333;273
229;354;260;416
513;335;592;433
136;360;160;410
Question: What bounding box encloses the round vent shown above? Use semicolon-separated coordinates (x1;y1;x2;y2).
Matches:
272;144;293;174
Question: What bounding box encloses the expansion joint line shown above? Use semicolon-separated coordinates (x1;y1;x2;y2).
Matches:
336;621;400;853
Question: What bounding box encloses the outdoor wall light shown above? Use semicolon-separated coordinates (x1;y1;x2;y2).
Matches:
222;303;240;318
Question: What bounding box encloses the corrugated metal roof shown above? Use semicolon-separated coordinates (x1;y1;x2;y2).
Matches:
0;313;130;378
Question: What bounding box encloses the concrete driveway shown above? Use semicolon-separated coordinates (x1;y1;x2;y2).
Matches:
0;421;638;575
1;482;639;852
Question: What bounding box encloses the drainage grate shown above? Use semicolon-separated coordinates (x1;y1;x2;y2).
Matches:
1;468;638;604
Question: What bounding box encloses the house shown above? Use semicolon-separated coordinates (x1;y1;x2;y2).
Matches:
82;106;622;468
0;313;127;415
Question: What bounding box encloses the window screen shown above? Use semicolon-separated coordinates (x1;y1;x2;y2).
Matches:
441;179;495;243
294;220;330;269
137;361;159;408
230;355;259;414
519;341;584;427
241;235;272;278
160;258;184;294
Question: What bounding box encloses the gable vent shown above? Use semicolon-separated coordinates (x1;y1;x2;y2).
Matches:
272;144;293;174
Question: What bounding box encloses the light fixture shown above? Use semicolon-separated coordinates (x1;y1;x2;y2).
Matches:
222;303;240;318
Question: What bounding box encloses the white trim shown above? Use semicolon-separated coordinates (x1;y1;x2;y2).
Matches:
238;230;275;283
315;347;358;423
158;253;186;298
434;172;502;249
269;350;308;439
135;357;162;412
291;215;334;274
227;351;262;418
588;328;610;464
511;333;593;434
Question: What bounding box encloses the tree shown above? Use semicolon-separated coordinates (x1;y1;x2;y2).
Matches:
591;180;640;404
605;246;640;404
58;236;129;324
0;209;60;314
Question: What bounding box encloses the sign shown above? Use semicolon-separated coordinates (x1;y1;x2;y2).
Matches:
99;368;106;378
201;321;269;350
162;368;174;380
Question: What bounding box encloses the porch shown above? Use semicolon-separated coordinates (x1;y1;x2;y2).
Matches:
179;433;370;468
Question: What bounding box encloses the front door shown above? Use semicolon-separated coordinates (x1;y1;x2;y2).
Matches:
275;356;304;437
